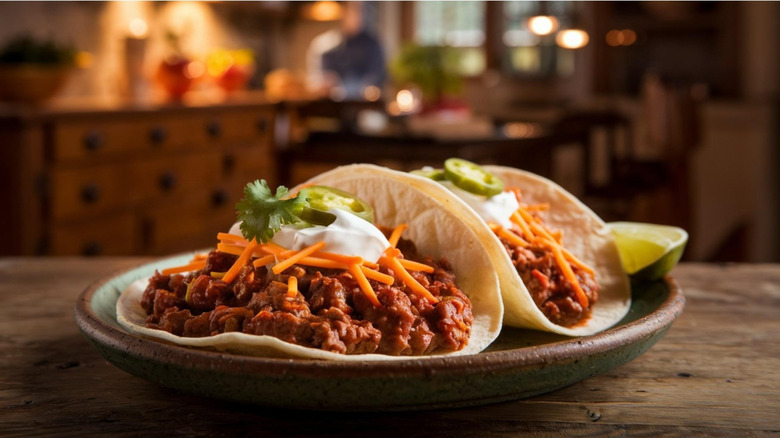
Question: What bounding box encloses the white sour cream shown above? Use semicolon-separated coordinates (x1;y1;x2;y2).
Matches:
229;209;391;263
440;180;519;229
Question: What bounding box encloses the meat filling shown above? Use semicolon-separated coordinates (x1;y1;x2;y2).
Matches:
499;237;599;327
141;239;473;356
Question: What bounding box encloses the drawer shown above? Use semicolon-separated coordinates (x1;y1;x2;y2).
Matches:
222;144;275;180
202;109;273;144
49;163;137;222
132;151;222;204
142;189;238;255
49;213;137;255
50;115;213;163
144;115;210;152
51;118;143;162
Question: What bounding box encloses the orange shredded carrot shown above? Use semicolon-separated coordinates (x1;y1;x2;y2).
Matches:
217;232;248;244
510;211;535;241
388;224;408;248
525;203;550;211
362;260;379;269
348;263;380;306
161;260;206;275
544;241;589;309
257;242;286;256
252;254;276;268
272;241;326;275
296;256;347;270
561;248;596;277
496;225;529;248
312;250;363;266
398;258;434;273
360;265;394;285
190;253;208;262
287;276;298;298
381;253;438;304
222;239;258;284
528;220;557;243
217;243;249;256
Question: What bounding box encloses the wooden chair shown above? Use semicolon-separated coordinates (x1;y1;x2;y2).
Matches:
555;75;700;234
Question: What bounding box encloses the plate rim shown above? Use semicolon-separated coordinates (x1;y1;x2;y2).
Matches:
74;259;685;379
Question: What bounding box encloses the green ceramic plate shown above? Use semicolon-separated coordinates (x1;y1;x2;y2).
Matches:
74;255;685;411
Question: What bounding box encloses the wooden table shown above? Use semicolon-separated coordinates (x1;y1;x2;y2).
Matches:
1;258;777;436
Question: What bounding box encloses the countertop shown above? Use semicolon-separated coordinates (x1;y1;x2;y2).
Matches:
1;258;778;437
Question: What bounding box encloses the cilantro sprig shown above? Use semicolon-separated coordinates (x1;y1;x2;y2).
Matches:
235;180;306;243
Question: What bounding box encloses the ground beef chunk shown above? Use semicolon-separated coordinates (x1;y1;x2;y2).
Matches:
142;242;474;356
355;282;416;355
308;274;352;315
204;250;237;273
153;308;192;336
501;237;599;327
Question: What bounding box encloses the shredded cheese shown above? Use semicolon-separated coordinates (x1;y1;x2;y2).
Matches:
380;251;438;304
222;239;258;284
251;254;276;268
387;224;408;248
272;241;326;275
398;258;435;273
348;263;380;306
497;187;597;311
286;276;298;298
161;260;206;275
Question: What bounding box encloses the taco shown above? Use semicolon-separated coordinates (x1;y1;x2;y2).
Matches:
410;159;631;336
117;165;503;360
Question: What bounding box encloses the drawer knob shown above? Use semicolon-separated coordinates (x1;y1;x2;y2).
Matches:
212;189;229;207
223;153;235;173
83;130;104;151
206;120;222;138
149;126;168;145
82;242;102;256
80;184;101;204
158;171;177;191
256;118;267;133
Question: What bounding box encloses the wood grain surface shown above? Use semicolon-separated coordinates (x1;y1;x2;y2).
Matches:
1;259;778;437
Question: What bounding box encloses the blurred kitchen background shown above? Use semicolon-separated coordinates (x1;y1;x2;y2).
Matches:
0;1;777;263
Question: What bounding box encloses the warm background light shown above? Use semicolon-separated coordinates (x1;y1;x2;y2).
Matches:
528;16;559;36
128;17;148;38
606;29;637;47
556;29;589;49
396;89;415;112
363;85;381;102
303;1;344;22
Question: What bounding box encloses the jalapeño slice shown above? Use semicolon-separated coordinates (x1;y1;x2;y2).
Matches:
297;186;375;224
411;168;447;181
443;158;504;196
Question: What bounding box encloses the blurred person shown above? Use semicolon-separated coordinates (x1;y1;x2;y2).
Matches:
308;2;386;100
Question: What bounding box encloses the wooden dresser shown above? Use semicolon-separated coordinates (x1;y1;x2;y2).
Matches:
0;98;276;256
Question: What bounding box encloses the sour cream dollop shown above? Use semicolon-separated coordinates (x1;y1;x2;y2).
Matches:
441;180;519;229
229;209;391;263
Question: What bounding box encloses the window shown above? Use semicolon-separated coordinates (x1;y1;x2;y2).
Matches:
413;1;486;76
502;1;576;77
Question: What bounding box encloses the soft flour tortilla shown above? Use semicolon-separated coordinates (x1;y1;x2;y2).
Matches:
438;165;632;336
117;165;503;360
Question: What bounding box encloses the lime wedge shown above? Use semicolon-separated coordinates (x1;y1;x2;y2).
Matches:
608;222;688;280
